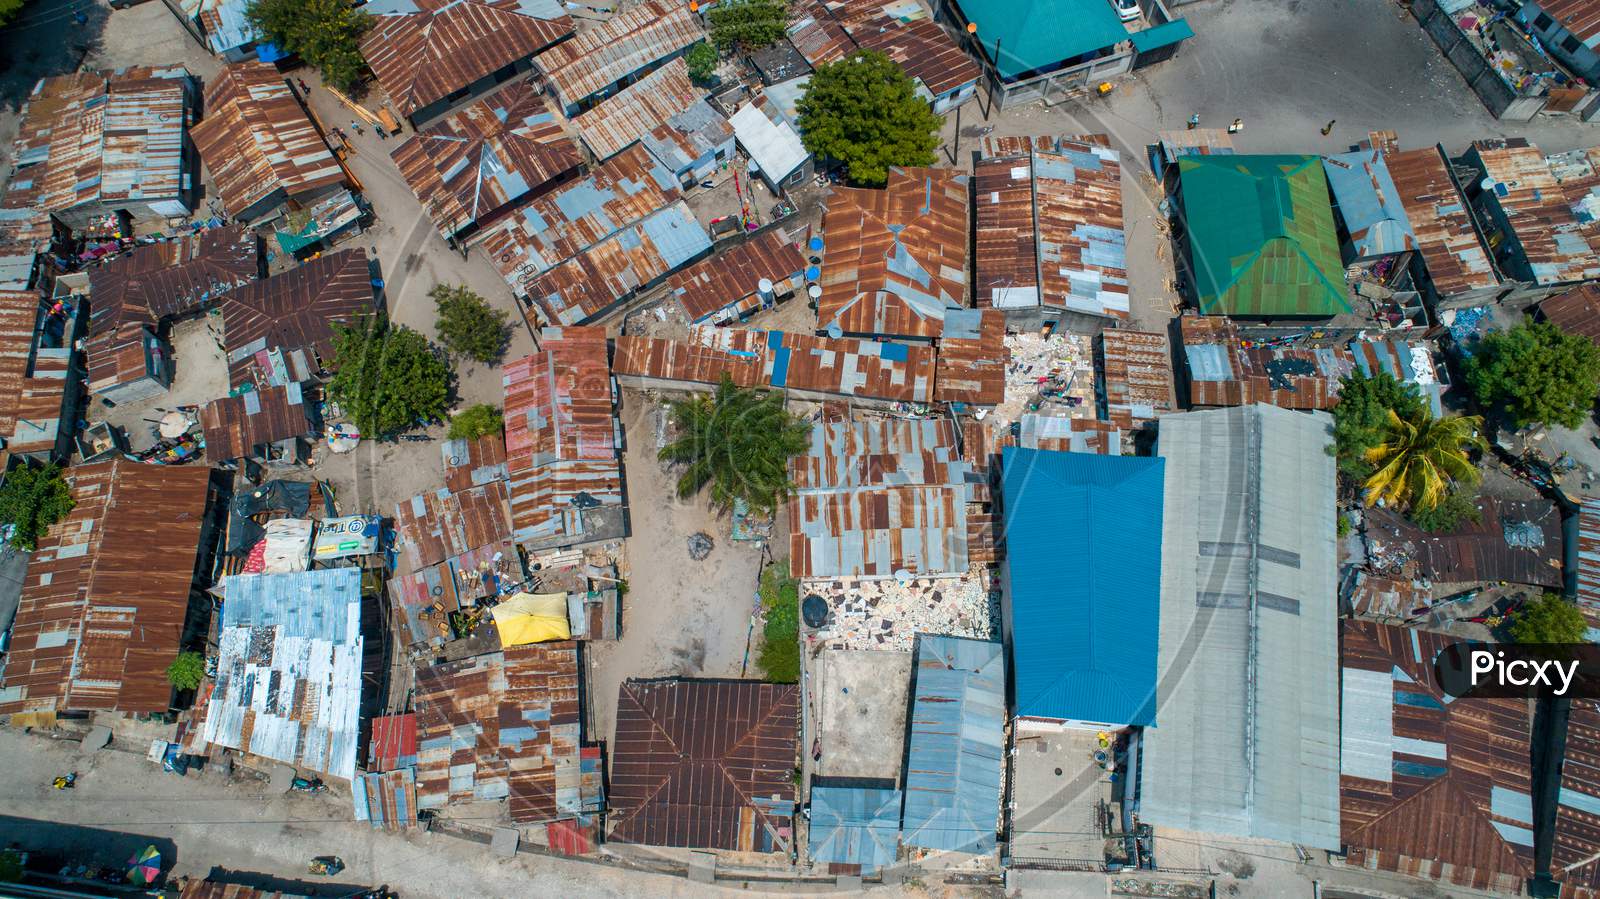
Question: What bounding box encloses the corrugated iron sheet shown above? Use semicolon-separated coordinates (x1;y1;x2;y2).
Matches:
368;712;418;771
1340;620;1534;895
443;432;509;492
973;155;1038;309
1472;140;1600;285
362;0;573;118
1180;316;1352;410
934;308;1007;406
818;167;968;340
1578;497;1600;610
217;249;374;388
787;2;853;66
199;383;312;461
196;568;365;780
665;228;806;323
1365;497;1563;588
190;61;343;218
0;460;212;715
393;481;512;571
474;143;681;298
354;767;419;830
610;677;797;850
1387;145;1497;298
0;290;42;440
902;635;1004;853
414;644;598;824
835;2;978;98
1555;697;1600;894
1541;282;1600;347
503;327;623;546
807;784;901;872
1099;328;1174;424
391;82;581;239
574;58;729;162
534;0;704;110
522;200;711;325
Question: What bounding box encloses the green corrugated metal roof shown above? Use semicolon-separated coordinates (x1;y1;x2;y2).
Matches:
957;0;1128;79
1130;17;1194;53
1178;154;1351;317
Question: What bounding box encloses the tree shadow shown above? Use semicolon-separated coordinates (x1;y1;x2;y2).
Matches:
0;0;108;112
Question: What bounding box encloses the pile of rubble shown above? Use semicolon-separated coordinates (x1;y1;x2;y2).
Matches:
806;569;1000;651
993;332;1096;427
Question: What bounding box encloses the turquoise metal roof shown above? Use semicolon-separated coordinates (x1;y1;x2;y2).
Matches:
957;0;1129;79
1130;18;1194;53
808;784;902;871
902;635;1005;854
1001;448;1164;725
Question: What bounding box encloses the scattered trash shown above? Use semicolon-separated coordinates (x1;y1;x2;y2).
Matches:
687;532;714;560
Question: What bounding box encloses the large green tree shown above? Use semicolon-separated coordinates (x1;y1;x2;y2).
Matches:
328;315;452;439
707;0;788;53
796;50;943;187
658;374;811;514
1467;321;1600;430
0;463;74;551
247;0;371;93
430;283;510;364
1332;371;1427;479
1363;408;1485;513
1510;593;1588;644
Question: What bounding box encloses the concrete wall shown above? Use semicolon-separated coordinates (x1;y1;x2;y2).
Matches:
1414;0;1545;121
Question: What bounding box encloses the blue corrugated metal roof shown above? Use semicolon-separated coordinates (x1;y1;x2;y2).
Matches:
808;784;902;871
1001;448;1164;725
901;635;1004;854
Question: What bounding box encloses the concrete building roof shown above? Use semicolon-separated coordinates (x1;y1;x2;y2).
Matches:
1142;404;1340;850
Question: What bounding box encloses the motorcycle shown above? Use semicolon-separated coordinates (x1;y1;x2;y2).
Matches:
309;856;345;876
290;775;326;793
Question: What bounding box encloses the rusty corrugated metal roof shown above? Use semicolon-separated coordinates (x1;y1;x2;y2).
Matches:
610;677;797;850
443;432;509;492
1340;619;1534;895
503;327;622;546
1365;497;1563;588
535;0;704;110
216;248;375;388
415;644;599;824
1555;697;1600;895
0;290;40;440
1100;328;1174;424
818;167;968;340
1180;316;1352;410
190;61;344;218
787;1;852;66
393;481;512;571
1540;282;1600;347
362;0;573;118
1472;139;1600;285
973;154;1037;308
474;143;681;298
664;227;806;323
573;58;725;161
1386;145;1497;298
0;460;212;716
934;308;1007;406
391;81;581;239
833;1;978;98
199;382;314;460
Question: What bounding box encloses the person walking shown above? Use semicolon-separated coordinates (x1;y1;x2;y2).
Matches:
1321;119;1336;135
1187;112;1200;130
1228;118;1243;134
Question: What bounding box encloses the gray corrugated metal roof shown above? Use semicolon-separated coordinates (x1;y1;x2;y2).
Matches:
901;634;1003;854
1141;404;1341;850
808;784;902;871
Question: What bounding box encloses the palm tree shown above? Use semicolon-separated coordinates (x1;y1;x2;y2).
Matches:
1362;408;1486;512
659;374;813;514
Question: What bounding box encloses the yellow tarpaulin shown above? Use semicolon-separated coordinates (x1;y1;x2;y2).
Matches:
492;592;571;646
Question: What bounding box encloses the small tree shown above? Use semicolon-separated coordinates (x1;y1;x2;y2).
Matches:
707;0;788;53
1407;489;1482;533
756;561;800;683
797;50;944;187
328;314;452;438
659;374;812;514
1510;593;1588;644
247;0;372;93
447;404;504;441
431;284;510;364
1363;409;1485;513
686;41;719;86
0;464;74;551
166;652;206;692
1332;371;1426;479
1467;321;1600;430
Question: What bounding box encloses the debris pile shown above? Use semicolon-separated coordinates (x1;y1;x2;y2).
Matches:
994;332;1096;426
807;569;999;651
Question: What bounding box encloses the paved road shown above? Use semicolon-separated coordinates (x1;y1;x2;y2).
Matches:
0;728;738;898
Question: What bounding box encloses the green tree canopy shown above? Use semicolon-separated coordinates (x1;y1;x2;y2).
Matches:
328;314;452;438
685;40;719;86
166;651;206;692
796;49;944;187
0;0;28;30
1509;593;1588;644
658;374;811;514
707;0;788;53
757;560;799;682
0;463;74;551
447;403;504;441
1407;488;1481;533
1362;408;1485;513
430;283;510;364
1332;370;1426;479
247;0;371;93
1467;321;1600;430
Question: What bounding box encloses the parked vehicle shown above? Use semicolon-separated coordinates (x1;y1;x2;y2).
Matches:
1111;0;1140;21
291;775;326;793
51;772;77;790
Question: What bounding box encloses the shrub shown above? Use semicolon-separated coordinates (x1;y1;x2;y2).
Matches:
447;404;504;442
166;651;206;691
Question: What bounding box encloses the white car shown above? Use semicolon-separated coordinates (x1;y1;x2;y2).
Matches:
1112;0;1141;21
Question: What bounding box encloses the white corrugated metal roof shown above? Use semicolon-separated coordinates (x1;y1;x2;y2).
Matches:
729;102;808;183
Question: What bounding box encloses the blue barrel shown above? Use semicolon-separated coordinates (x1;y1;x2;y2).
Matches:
805;265;820;281
808;235;824;253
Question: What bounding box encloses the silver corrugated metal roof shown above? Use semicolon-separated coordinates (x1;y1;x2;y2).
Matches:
901;634;1004;854
1141;404;1341;850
